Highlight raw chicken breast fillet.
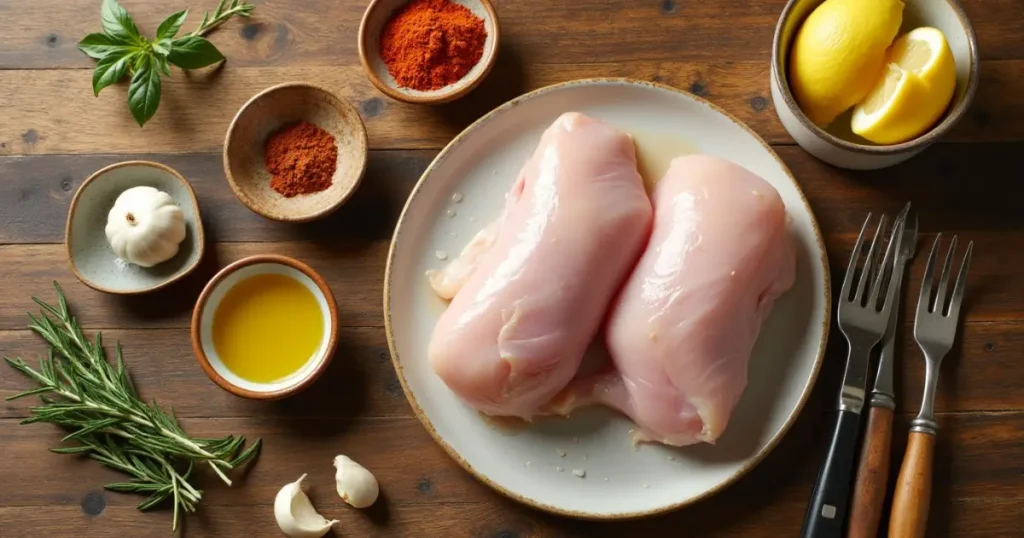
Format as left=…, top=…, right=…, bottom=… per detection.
left=427, top=112, right=653, bottom=419
left=550, top=154, right=796, bottom=446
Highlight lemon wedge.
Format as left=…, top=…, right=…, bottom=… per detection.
left=852, top=27, right=957, bottom=144
left=789, top=0, right=904, bottom=127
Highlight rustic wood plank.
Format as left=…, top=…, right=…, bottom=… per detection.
left=2, top=0, right=1022, bottom=70
left=0, top=151, right=431, bottom=244
left=6, top=144, right=1024, bottom=245
left=0, top=328, right=412, bottom=419
left=2, top=318, right=1021, bottom=419
left=0, top=60, right=1020, bottom=155
left=0, top=411, right=1020, bottom=534
left=1, top=499, right=1020, bottom=538
left=0, top=229, right=1020, bottom=330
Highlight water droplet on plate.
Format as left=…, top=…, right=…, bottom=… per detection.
left=435, top=250, right=448, bottom=261
left=452, top=192, right=463, bottom=203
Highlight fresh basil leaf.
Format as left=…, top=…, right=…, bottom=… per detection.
left=152, top=40, right=170, bottom=57
left=78, top=32, right=135, bottom=59
left=91, top=51, right=134, bottom=96
left=101, top=0, right=142, bottom=43
left=155, top=55, right=171, bottom=77
left=156, top=9, right=189, bottom=41
left=128, top=56, right=162, bottom=127
left=167, top=35, right=224, bottom=69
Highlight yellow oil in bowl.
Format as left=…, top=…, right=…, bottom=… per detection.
left=212, top=273, right=324, bottom=384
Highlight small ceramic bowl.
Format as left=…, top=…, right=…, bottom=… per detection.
left=770, top=0, right=979, bottom=170
left=191, top=255, right=339, bottom=400
left=223, top=82, right=369, bottom=222
left=358, top=0, right=500, bottom=105
left=65, top=161, right=204, bottom=295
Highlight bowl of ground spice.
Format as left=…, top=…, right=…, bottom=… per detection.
left=223, top=82, right=369, bottom=222
left=359, top=0, right=499, bottom=105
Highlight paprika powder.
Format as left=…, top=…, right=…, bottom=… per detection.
left=379, top=0, right=487, bottom=91
left=264, top=121, right=338, bottom=198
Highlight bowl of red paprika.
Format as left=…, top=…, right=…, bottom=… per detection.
left=359, top=0, right=500, bottom=105
left=223, top=82, right=369, bottom=222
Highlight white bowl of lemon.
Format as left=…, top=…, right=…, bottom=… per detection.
left=771, top=0, right=978, bottom=170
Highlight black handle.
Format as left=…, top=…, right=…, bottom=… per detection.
left=801, top=409, right=862, bottom=538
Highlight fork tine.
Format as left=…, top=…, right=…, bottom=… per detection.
left=947, top=241, right=974, bottom=319
left=871, top=214, right=905, bottom=314
left=933, top=235, right=959, bottom=314
left=917, top=234, right=942, bottom=317
left=855, top=214, right=888, bottom=305
left=842, top=213, right=872, bottom=303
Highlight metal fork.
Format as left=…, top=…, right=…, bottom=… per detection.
left=889, top=235, right=973, bottom=538
left=801, top=212, right=906, bottom=538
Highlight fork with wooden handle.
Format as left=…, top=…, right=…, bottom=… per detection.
left=847, top=204, right=917, bottom=538
left=889, top=234, right=973, bottom=538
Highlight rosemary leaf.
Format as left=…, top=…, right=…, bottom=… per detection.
left=4, top=282, right=261, bottom=530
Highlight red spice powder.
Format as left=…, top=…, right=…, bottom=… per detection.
left=264, top=121, right=338, bottom=198
left=379, top=0, right=487, bottom=91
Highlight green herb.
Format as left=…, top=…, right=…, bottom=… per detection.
left=4, top=282, right=261, bottom=531
left=79, top=0, right=254, bottom=126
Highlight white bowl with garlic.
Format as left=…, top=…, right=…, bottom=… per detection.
left=65, top=161, right=205, bottom=294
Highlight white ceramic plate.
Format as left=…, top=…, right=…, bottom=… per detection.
left=384, top=79, right=830, bottom=518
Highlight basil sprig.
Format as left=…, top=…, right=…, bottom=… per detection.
left=79, top=0, right=254, bottom=126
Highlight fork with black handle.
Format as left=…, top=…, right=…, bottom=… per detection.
left=889, top=235, right=973, bottom=538
left=800, top=212, right=906, bottom=538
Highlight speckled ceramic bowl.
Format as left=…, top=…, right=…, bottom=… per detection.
left=770, top=0, right=979, bottom=170
left=65, top=161, right=205, bottom=295
left=191, top=255, right=339, bottom=400
left=223, top=82, right=369, bottom=222
left=358, top=0, right=500, bottom=105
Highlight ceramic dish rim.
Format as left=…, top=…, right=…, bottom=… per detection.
left=64, top=160, right=206, bottom=296
left=382, top=77, right=832, bottom=519
left=222, top=81, right=370, bottom=223
left=357, top=0, right=501, bottom=105
left=771, top=0, right=980, bottom=156
left=190, top=254, right=340, bottom=400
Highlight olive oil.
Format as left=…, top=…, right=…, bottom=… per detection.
left=212, top=273, right=323, bottom=383
left=630, top=130, right=697, bottom=191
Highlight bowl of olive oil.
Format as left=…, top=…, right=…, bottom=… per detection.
left=191, top=255, right=338, bottom=399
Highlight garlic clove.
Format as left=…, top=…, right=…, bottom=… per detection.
left=334, top=455, right=379, bottom=508
left=274, top=473, right=338, bottom=538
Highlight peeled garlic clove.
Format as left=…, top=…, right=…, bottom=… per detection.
left=334, top=455, right=379, bottom=508
left=274, top=473, right=338, bottom=538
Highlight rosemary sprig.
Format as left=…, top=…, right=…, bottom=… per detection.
left=4, top=282, right=261, bottom=531
left=190, top=0, right=257, bottom=37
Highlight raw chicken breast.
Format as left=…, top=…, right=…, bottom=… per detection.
left=549, top=154, right=796, bottom=446
left=427, top=112, right=653, bottom=419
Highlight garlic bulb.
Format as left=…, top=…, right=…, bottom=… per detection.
left=274, top=474, right=338, bottom=538
left=104, top=186, right=186, bottom=267
left=334, top=455, right=379, bottom=508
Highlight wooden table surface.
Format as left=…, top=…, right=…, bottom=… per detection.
left=1, top=0, right=1022, bottom=536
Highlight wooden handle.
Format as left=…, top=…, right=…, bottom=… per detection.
left=888, top=431, right=936, bottom=538
left=848, top=405, right=894, bottom=538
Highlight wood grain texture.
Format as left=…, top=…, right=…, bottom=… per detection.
left=3, top=320, right=1024, bottom=418
left=0, top=60, right=1021, bottom=155
left=4, top=143, right=1024, bottom=245
left=848, top=405, right=895, bottom=538
left=890, top=432, right=937, bottom=538
left=0, top=411, right=1020, bottom=536
left=1, top=0, right=1022, bottom=69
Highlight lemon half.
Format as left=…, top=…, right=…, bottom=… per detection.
left=852, top=27, right=957, bottom=144
left=789, top=0, right=904, bottom=127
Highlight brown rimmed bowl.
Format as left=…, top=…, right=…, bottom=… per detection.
left=770, top=0, right=979, bottom=170
left=191, top=255, right=339, bottom=400
left=223, top=82, right=369, bottom=222
left=66, top=160, right=205, bottom=295
left=358, top=0, right=500, bottom=105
